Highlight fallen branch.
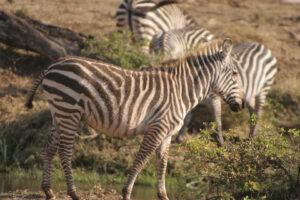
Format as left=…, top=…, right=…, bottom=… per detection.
left=278, top=121, right=300, bottom=130
left=0, top=10, right=90, bottom=60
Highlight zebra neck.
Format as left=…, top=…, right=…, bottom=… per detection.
left=174, top=57, right=214, bottom=112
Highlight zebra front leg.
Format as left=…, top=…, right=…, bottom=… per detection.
left=249, top=94, right=265, bottom=137
left=156, top=136, right=172, bottom=200
left=208, top=97, right=223, bottom=146
left=122, top=130, right=165, bottom=200
left=58, top=129, right=79, bottom=200
left=42, top=126, right=59, bottom=200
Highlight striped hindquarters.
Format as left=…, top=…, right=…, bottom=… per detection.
left=232, top=42, right=278, bottom=102
left=149, top=27, right=214, bottom=59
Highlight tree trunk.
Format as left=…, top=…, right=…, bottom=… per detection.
left=0, top=10, right=90, bottom=60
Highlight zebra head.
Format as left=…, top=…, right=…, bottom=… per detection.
left=212, top=38, right=244, bottom=112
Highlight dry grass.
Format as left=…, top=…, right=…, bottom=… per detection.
left=0, top=0, right=299, bottom=83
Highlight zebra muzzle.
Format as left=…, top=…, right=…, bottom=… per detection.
left=229, top=101, right=243, bottom=112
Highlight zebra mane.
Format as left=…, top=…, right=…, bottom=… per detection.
left=231, top=42, right=257, bottom=56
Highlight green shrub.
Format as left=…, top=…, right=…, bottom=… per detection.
left=181, top=125, right=300, bottom=199
left=81, top=31, right=151, bottom=69
left=0, top=110, right=51, bottom=170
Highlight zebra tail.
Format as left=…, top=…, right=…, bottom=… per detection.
left=25, top=70, right=47, bottom=109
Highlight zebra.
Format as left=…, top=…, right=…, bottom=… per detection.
left=149, top=27, right=212, bottom=60
left=25, top=39, right=243, bottom=200
left=150, top=29, right=278, bottom=145
left=115, top=0, right=213, bottom=52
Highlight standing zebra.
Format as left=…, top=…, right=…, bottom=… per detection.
left=25, top=39, right=243, bottom=200
left=150, top=29, right=278, bottom=145
left=115, top=0, right=213, bottom=52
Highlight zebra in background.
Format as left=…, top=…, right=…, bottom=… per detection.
left=25, top=39, right=243, bottom=200
left=149, top=27, right=212, bottom=60
left=115, top=0, right=213, bottom=52
left=150, top=29, right=278, bottom=145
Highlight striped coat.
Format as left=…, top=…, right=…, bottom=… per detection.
left=175, top=41, right=278, bottom=145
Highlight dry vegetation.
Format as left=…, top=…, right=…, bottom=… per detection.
left=0, top=0, right=299, bottom=199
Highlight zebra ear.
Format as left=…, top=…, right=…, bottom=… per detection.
left=222, top=38, right=233, bottom=58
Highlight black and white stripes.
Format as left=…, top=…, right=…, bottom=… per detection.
left=176, top=41, right=278, bottom=145
left=150, top=27, right=214, bottom=60
left=119, top=1, right=278, bottom=146
left=26, top=39, right=243, bottom=200
left=115, top=0, right=212, bottom=51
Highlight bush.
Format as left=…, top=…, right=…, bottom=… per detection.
left=181, top=125, right=300, bottom=199
left=0, top=110, right=51, bottom=170
left=81, top=31, right=151, bottom=69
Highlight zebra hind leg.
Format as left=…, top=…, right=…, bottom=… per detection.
left=122, top=128, right=165, bottom=200
left=41, top=126, right=59, bottom=200
left=156, top=136, right=172, bottom=200
left=56, top=116, right=81, bottom=200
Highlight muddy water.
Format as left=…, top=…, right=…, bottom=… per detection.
left=0, top=174, right=186, bottom=200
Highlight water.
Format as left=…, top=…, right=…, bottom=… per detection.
left=0, top=174, right=189, bottom=200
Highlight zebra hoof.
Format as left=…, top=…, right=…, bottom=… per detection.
left=212, top=133, right=224, bottom=146
left=217, top=139, right=224, bottom=147
left=68, top=191, right=80, bottom=200
left=121, top=187, right=131, bottom=200
left=175, top=135, right=185, bottom=144
left=157, top=192, right=169, bottom=200
left=43, top=188, right=56, bottom=200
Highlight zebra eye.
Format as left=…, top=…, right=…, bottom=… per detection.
left=232, top=71, right=238, bottom=81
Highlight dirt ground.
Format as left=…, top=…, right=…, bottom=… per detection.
left=0, top=0, right=299, bottom=199
left=0, top=187, right=120, bottom=200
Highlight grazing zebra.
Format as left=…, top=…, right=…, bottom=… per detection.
left=25, top=39, right=243, bottom=200
left=149, top=27, right=212, bottom=60
left=167, top=40, right=277, bottom=145
left=115, top=0, right=213, bottom=51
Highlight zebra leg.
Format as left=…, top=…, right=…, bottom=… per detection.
left=208, top=97, right=223, bottom=146
left=42, top=126, right=59, bottom=200
left=175, top=112, right=192, bottom=143
left=122, top=129, right=165, bottom=200
left=56, top=118, right=81, bottom=200
left=249, top=94, right=265, bottom=137
left=156, top=136, right=172, bottom=200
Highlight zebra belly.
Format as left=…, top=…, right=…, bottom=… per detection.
left=85, top=109, right=147, bottom=138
